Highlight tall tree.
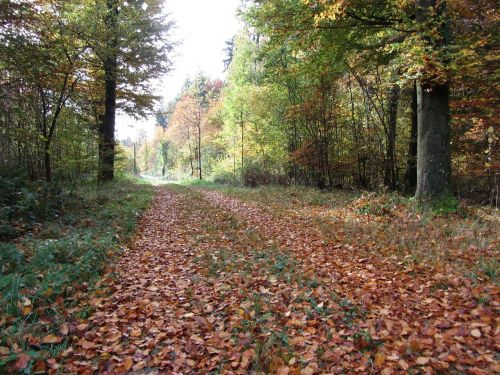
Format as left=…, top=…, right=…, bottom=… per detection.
left=78, top=0, right=174, bottom=182
left=99, top=0, right=119, bottom=181
left=414, top=0, right=452, bottom=200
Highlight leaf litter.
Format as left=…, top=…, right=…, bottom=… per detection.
left=59, top=185, right=498, bottom=374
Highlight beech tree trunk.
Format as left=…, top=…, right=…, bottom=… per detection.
left=98, top=0, right=118, bottom=182
left=415, top=0, right=452, bottom=200
left=384, top=84, right=399, bottom=190
left=405, top=81, right=418, bottom=193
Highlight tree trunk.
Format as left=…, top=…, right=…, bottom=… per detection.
left=240, top=109, right=244, bottom=185
left=44, top=141, right=51, bottom=182
left=133, top=142, right=137, bottom=175
left=98, top=0, right=118, bottom=182
left=187, top=126, right=194, bottom=177
left=405, top=81, right=418, bottom=193
left=384, top=84, right=399, bottom=190
left=161, top=142, right=168, bottom=178
left=415, top=0, right=452, bottom=200
left=197, top=124, right=202, bottom=180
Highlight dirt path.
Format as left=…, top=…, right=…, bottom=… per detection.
left=66, top=186, right=498, bottom=374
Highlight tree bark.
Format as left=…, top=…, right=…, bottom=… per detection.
left=187, top=125, right=194, bottom=177
left=405, top=81, right=418, bottom=193
left=98, top=0, right=119, bottom=182
left=384, top=84, right=400, bottom=190
left=44, top=140, right=51, bottom=182
left=133, top=142, right=138, bottom=175
left=415, top=0, right=452, bottom=200
left=197, top=123, right=202, bottom=180
left=240, top=108, right=244, bottom=185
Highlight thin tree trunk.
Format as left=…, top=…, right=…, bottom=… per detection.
left=197, top=124, right=202, bottom=180
left=384, top=84, right=400, bottom=190
left=133, top=142, right=138, bottom=175
left=44, top=141, right=51, bottom=182
left=240, top=108, right=244, bottom=185
left=187, top=125, right=194, bottom=177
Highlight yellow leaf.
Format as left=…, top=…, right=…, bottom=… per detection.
left=375, top=353, right=385, bottom=367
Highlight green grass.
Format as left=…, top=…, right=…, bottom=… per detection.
left=0, top=176, right=153, bottom=370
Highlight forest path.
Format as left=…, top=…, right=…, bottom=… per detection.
left=66, top=185, right=498, bottom=374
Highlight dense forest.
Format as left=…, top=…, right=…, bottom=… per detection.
left=1, top=0, right=172, bottom=183
left=0, top=1, right=499, bottom=373
left=128, top=0, right=498, bottom=204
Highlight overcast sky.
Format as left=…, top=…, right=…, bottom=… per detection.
left=116, top=0, right=241, bottom=141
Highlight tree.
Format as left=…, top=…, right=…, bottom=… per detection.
left=0, top=0, right=88, bottom=181
left=77, top=0, right=174, bottom=182
left=414, top=0, right=452, bottom=200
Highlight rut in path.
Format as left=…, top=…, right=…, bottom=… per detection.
left=66, top=186, right=498, bottom=374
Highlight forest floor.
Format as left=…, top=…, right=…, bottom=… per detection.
left=58, top=184, right=498, bottom=374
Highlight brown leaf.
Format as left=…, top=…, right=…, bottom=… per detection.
left=123, top=356, right=133, bottom=371
left=14, top=353, right=30, bottom=370
left=416, top=356, right=430, bottom=365
left=42, top=334, right=62, bottom=344
left=277, top=366, right=290, bottom=375
left=60, top=324, right=69, bottom=336
left=398, top=359, right=409, bottom=370
left=76, top=323, right=89, bottom=331
left=78, top=338, right=96, bottom=349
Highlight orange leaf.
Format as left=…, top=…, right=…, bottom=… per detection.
left=42, top=334, right=62, bottom=344
left=375, top=353, right=385, bottom=368
left=123, top=357, right=133, bottom=371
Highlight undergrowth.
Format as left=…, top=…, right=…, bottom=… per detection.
left=196, top=183, right=498, bottom=282
left=0, top=176, right=153, bottom=370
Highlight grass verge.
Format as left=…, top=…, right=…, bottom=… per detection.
left=0, top=176, right=153, bottom=371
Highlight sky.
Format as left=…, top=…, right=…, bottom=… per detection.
left=116, top=0, right=242, bottom=141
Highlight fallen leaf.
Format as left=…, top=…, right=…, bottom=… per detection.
left=277, top=366, right=290, bottom=375
left=76, top=323, right=88, bottom=331
left=42, top=334, right=62, bottom=344
left=471, top=329, right=482, bottom=338
left=375, top=353, right=385, bottom=367
left=14, top=353, right=30, bottom=370
left=123, top=356, right=133, bottom=371
left=60, top=324, right=69, bottom=335
left=398, top=359, right=409, bottom=370
left=78, top=338, right=96, bottom=349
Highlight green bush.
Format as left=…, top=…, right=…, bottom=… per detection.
left=0, top=177, right=65, bottom=240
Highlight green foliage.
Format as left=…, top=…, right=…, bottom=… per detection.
left=0, top=177, right=66, bottom=240
left=0, top=178, right=153, bottom=361
left=430, top=194, right=461, bottom=215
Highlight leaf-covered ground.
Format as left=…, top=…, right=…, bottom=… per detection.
left=61, top=185, right=498, bottom=374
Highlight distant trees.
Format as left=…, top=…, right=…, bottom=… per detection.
left=0, top=0, right=173, bottom=182
left=134, top=76, right=223, bottom=180
left=135, top=0, right=496, bottom=205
